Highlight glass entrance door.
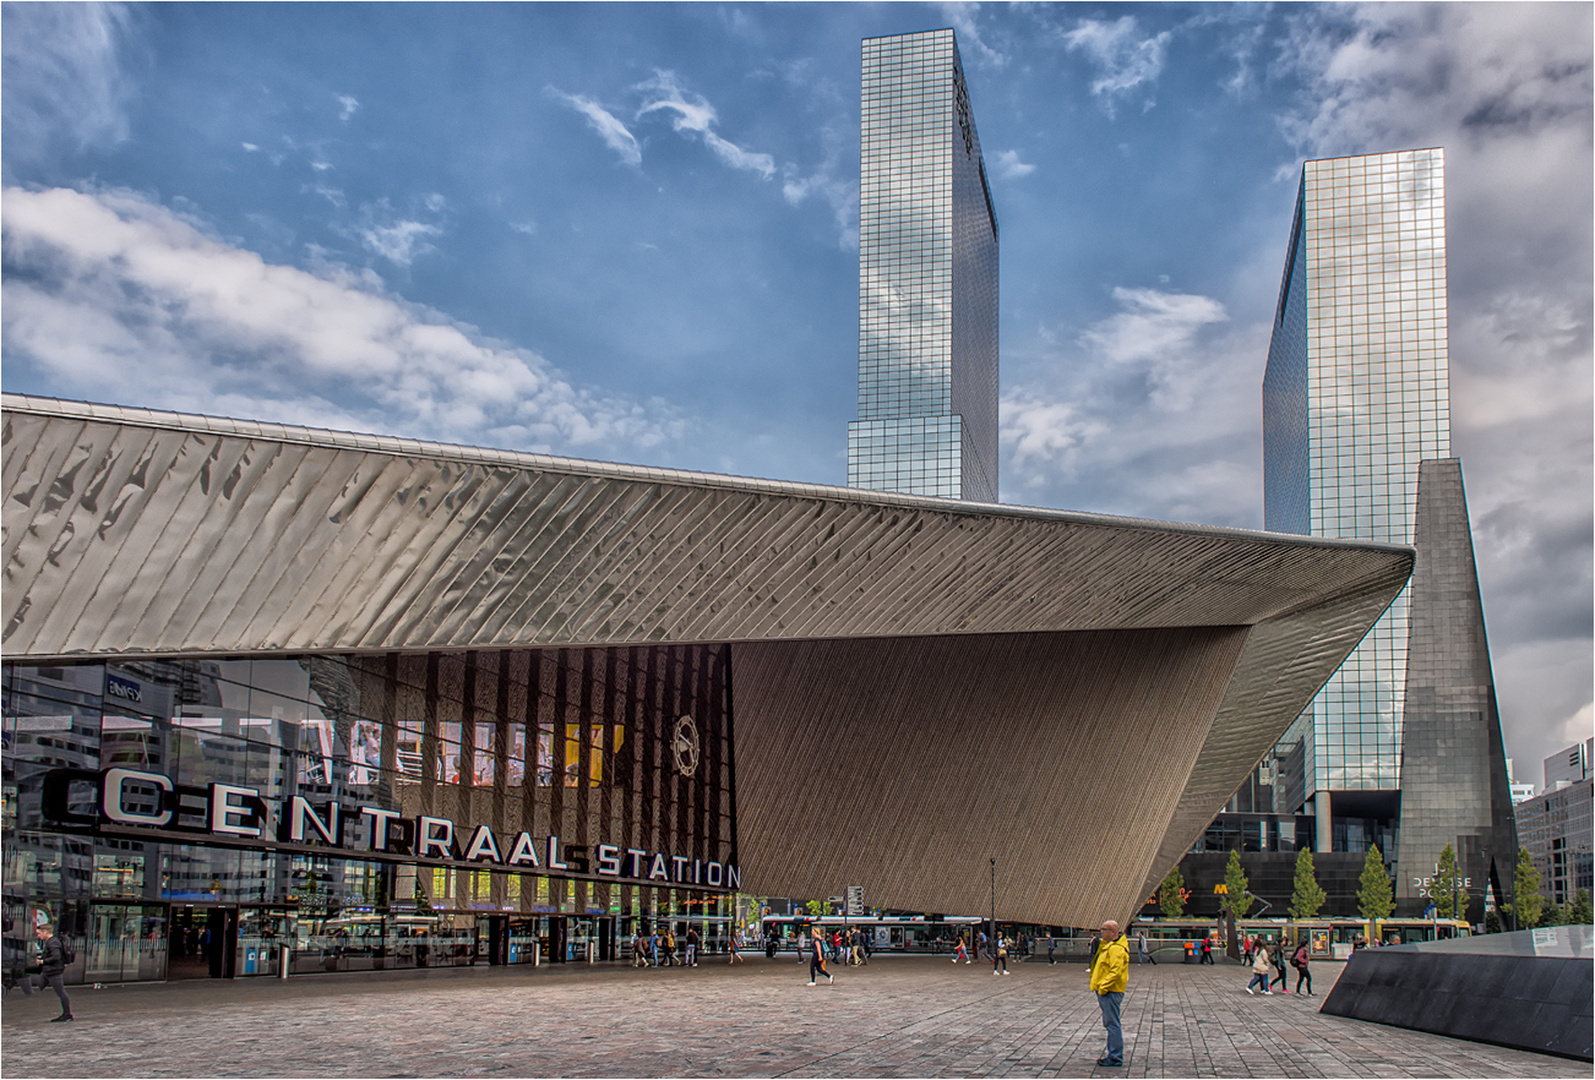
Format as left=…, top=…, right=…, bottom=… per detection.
left=167, top=906, right=234, bottom=979
left=87, top=904, right=168, bottom=983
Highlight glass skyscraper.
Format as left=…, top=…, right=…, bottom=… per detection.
left=1263, top=149, right=1450, bottom=835
left=847, top=29, right=999, bottom=502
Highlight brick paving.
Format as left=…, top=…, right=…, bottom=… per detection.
left=1, top=954, right=1580, bottom=1078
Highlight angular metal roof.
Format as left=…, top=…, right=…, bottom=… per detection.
left=1, top=394, right=1413, bottom=923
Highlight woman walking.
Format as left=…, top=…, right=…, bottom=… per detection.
left=1245, top=943, right=1272, bottom=995
left=807, top=926, right=833, bottom=986
left=727, top=930, right=745, bottom=964
left=1291, top=939, right=1313, bottom=995
left=1269, top=940, right=1290, bottom=993
left=992, top=934, right=1010, bottom=975
left=953, top=932, right=970, bottom=964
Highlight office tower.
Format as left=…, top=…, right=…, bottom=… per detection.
left=1544, top=738, right=1593, bottom=791
left=848, top=28, right=999, bottom=502
left=1264, top=149, right=1449, bottom=824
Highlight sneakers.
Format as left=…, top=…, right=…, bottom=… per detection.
left=1261, top=989, right=1272, bottom=995
left=1096, top=1057, right=1123, bottom=1067
left=50, top=1015, right=72, bottom=1022
left=826, top=973, right=834, bottom=984
left=1245, top=986, right=1255, bottom=995
left=807, top=980, right=816, bottom=986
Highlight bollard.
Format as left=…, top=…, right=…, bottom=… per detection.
left=278, top=944, right=290, bottom=979
left=532, top=941, right=540, bottom=967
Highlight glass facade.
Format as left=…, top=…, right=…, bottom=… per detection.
left=1263, top=148, right=1450, bottom=803
left=2, top=646, right=736, bottom=982
left=848, top=29, right=999, bottom=503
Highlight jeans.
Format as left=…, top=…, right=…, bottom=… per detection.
left=1097, top=991, right=1124, bottom=1062
left=1295, top=968, right=1312, bottom=994
left=22, top=972, right=71, bottom=1015
left=685, top=944, right=696, bottom=966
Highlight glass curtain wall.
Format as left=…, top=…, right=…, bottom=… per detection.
left=2, top=645, right=735, bottom=982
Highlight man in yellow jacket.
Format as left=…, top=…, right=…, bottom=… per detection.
left=1088, top=919, right=1130, bottom=1067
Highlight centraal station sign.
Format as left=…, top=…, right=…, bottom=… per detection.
left=42, top=767, right=740, bottom=891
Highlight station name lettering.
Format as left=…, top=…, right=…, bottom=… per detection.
left=62, top=767, right=740, bottom=890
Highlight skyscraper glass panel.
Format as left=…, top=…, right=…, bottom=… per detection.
left=848, top=29, right=999, bottom=503
left=1263, top=148, right=1450, bottom=799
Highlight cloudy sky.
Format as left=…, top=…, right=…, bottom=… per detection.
left=3, top=2, right=1590, bottom=781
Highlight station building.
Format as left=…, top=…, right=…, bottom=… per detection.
left=3, top=394, right=1412, bottom=983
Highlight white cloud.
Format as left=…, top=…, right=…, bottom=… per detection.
left=636, top=71, right=775, bottom=180
left=336, top=94, right=360, bottom=121
left=993, top=149, right=1035, bottom=180
left=941, top=2, right=1007, bottom=68
left=360, top=218, right=440, bottom=266
left=1061, top=16, right=1171, bottom=115
left=1000, top=288, right=1261, bottom=526
left=546, top=87, right=642, bottom=167
left=241, top=141, right=259, bottom=153
left=1, top=2, right=138, bottom=163
left=1, top=186, right=685, bottom=455
left=781, top=170, right=859, bottom=250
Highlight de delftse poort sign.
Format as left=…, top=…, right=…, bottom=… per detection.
left=41, top=766, right=741, bottom=892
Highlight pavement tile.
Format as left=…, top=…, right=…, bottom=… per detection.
left=0, top=955, right=1582, bottom=1078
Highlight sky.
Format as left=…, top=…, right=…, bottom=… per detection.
left=2, top=2, right=1590, bottom=784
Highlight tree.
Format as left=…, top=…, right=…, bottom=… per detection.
left=1567, top=889, right=1593, bottom=926
left=1158, top=867, right=1186, bottom=917
left=1506, top=849, right=1542, bottom=929
left=1222, top=849, right=1254, bottom=918
left=1288, top=847, right=1327, bottom=919
left=1357, top=844, right=1395, bottom=920
left=1431, top=844, right=1461, bottom=919
left=804, top=899, right=825, bottom=919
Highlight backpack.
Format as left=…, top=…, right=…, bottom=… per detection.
left=57, top=936, right=75, bottom=965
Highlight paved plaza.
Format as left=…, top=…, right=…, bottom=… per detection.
left=1, top=954, right=1581, bottom=1078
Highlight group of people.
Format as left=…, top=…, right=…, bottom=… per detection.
left=628, top=925, right=704, bottom=968
left=1242, top=935, right=1313, bottom=996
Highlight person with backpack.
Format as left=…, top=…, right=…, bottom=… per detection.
left=1291, top=940, right=1313, bottom=996
left=27, top=924, right=72, bottom=1021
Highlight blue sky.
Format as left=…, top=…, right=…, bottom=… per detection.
left=3, top=2, right=1591, bottom=776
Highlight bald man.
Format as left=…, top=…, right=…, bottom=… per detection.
left=1088, top=919, right=1130, bottom=1067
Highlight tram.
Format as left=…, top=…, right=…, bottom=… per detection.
left=760, top=914, right=985, bottom=954
left=1133, top=916, right=1472, bottom=960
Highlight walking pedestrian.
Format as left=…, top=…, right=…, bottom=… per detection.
left=1291, top=940, right=1313, bottom=996
left=992, top=934, right=1009, bottom=974
left=1046, top=935, right=1057, bottom=965
left=728, top=930, right=744, bottom=964
left=1089, top=919, right=1129, bottom=1067
left=1199, top=936, right=1212, bottom=964
left=1270, top=940, right=1290, bottom=993
left=806, top=926, right=833, bottom=986
left=1245, top=943, right=1272, bottom=995
left=685, top=926, right=699, bottom=967
left=977, top=929, right=988, bottom=961
left=1136, top=931, right=1151, bottom=965
left=953, top=932, right=970, bottom=964
left=26, top=924, right=72, bottom=1021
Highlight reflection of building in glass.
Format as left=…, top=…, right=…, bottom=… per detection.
left=848, top=28, right=998, bottom=502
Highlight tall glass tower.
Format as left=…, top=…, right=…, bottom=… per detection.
left=847, top=29, right=999, bottom=503
left=1263, top=148, right=1450, bottom=844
